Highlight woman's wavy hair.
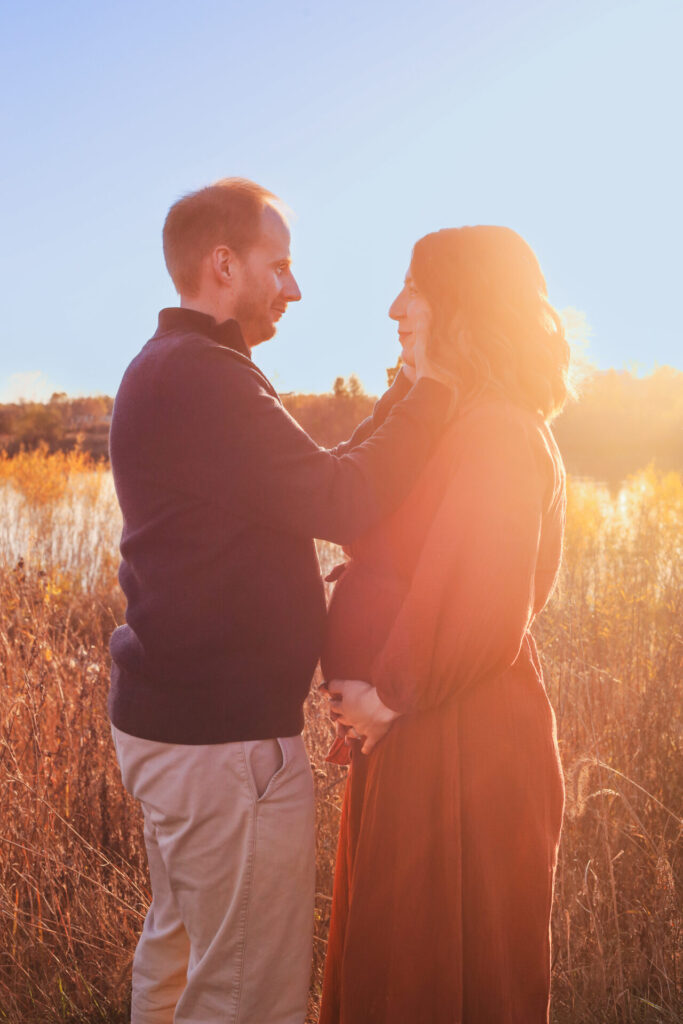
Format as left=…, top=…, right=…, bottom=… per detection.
left=410, top=226, right=572, bottom=420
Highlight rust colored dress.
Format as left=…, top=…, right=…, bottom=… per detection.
left=319, top=394, right=566, bottom=1024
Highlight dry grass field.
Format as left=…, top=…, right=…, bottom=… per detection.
left=0, top=446, right=681, bottom=1023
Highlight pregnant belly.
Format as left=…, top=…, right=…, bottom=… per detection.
left=321, top=561, right=408, bottom=682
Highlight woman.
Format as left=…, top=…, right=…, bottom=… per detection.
left=319, top=226, right=570, bottom=1024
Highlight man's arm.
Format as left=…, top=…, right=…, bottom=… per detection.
left=329, top=369, right=412, bottom=456
left=160, top=344, right=451, bottom=546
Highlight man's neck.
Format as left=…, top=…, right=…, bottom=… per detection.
left=180, top=295, right=227, bottom=322
left=179, top=295, right=254, bottom=351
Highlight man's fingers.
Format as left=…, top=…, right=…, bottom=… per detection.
left=328, top=696, right=343, bottom=715
left=345, top=726, right=363, bottom=747
left=320, top=681, right=344, bottom=699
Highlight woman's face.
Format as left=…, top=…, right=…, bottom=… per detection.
left=388, top=269, right=432, bottom=371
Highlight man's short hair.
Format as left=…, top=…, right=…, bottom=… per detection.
left=162, top=178, right=280, bottom=297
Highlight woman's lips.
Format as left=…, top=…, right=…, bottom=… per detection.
left=399, top=330, right=415, bottom=365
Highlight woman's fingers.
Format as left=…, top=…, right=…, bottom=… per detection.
left=320, top=681, right=344, bottom=721
left=361, top=730, right=380, bottom=754
left=321, top=679, right=395, bottom=751
left=360, top=717, right=394, bottom=755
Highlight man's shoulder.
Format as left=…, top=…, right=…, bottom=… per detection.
left=124, top=329, right=244, bottom=375
left=118, top=328, right=276, bottom=400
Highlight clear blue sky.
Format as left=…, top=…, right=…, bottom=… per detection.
left=1, top=0, right=680, bottom=400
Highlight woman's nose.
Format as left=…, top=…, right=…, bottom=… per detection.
left=388, top=294, right=403, bottom=320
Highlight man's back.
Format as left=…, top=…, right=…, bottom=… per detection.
left=109, top=309, right=326, bottom=744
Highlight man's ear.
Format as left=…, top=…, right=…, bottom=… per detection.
left=210, top=245, right=236, bottom=287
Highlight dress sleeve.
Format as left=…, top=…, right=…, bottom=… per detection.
left=371, top=405, right=547, bottom=713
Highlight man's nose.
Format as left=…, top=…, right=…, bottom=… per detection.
left=284, top=273, right=302, bottom=302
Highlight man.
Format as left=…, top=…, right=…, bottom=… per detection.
left=109, top=177, right=451, bottom=1024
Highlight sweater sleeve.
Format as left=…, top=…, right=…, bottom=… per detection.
left=371, top=405, right=547, bottom=713
left=330, top=370, right=413, bottom=456
left=160, top=344, right=451, bottom=546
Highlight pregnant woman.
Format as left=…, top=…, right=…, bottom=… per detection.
left=320, top=226, right=570, bottom=1024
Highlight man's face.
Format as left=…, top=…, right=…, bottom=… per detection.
left=231, top=206, right=301, bottom=348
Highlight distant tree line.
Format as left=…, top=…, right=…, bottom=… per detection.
left=0, top=393, right=113, bottom=457
left=0, top=367, right=681, bottom=486
left=552, top=365, right=683, bottom=485
left=285, top=367, right=683, bottom=487
left=281, top=375, right=375, bottom=447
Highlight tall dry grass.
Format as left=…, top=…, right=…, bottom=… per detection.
left=0, top=449, right=681, bottom=1023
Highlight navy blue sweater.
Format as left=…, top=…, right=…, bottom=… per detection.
left=108, top=307, right=451, bottom=743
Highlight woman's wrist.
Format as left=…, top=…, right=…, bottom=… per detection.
left=367, top=687, right=401, bottom=726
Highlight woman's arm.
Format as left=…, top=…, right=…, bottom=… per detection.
left=370, top=403, right=547, bottom=714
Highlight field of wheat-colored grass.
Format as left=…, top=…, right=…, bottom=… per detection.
left=0, top=446, right=681, bottom=1023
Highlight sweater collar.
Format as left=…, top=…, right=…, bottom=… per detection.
left=156, top=307, right=251, bottom=359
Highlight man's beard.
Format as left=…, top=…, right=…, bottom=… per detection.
left=233, top=290, right=276, bottom=348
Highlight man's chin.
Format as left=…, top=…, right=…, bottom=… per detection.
left=248, top=322, right=278, bottom=348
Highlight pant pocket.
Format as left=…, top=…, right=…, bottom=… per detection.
left=243, top=738, right=286, bottom=801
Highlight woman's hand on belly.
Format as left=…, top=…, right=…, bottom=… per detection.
left=322, top=679, right=401, bottom=755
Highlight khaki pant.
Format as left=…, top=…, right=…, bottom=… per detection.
left=112, top=727, right=316, bottom=1024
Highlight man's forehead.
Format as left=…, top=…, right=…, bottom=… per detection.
left=258, top=204, right=291, bottom=249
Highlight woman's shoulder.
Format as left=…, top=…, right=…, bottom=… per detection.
left=453, top=391, right=557, bottom=447
left=448, top=391, right=534, bottom=446
left=448, top=391, right=565, bottom=505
